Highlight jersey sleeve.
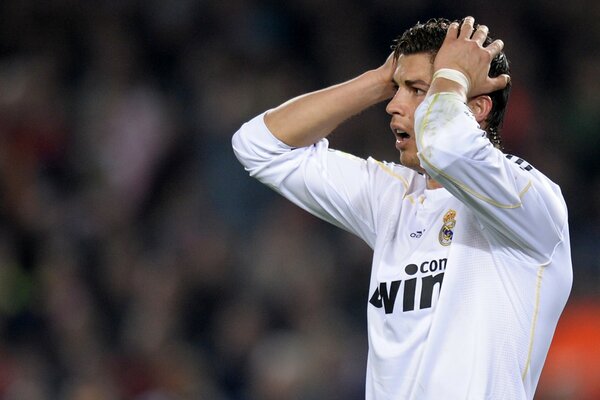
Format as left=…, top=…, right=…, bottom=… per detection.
left=232, top=112, right=391, bottom=248
left=414, top=92, right=567, bottom=264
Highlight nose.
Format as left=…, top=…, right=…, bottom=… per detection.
left=385, top=89, right=406, bottom=116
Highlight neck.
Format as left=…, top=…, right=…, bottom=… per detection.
left=425, top=175, right=443, bottom=190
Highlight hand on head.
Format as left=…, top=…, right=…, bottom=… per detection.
left=375, top=52, right=399, bottom=99
left=433, top=17, right=510, bottom=98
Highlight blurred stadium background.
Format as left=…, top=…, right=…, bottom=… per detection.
left=0, top=0, right=598, bottom=399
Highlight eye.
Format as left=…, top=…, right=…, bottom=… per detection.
left=412, top=87, right=426, bottom=95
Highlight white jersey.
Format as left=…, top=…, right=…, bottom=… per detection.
left=232, top=92, right=572, bottom=400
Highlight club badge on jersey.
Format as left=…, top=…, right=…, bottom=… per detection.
left=439, top=209, right=457, bottom=246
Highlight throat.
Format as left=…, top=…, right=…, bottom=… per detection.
left=425, top=176, right=443, bottom=190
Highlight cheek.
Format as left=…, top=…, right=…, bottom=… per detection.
left=413, top=98, right=426, bottom=112
left=407, top=114, right=416, bottom=132
left=408, top=98, right=426, bottom=128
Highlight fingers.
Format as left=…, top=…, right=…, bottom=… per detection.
left=471, top=25, right=489, bottom=45
left=458, top=17, right=504, bottom=59
left=486, top=39, right=505, bottom=57
left=452, top=18, right=493, bottom=47
left=458, top=16, right=475, bottom=39
left=489, top=74, right=511, bottom=92
left=446, top=21, right=460, bottom=39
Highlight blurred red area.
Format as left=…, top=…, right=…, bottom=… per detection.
left=537, top=298, right=600, bottom=400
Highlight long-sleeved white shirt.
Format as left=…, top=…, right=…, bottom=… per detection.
left=232, top=92, right=572, bottom=399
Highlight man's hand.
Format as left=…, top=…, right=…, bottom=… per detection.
left=373, top=52, right=399, bottom=100
left=432, top=17, right=510, bottom=98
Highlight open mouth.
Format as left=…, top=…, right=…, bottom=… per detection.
left=392, top=127, right=411, bottom=152
left=394, top=129, right=410, bottom=141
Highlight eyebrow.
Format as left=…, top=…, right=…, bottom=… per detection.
left=393, top=77, right=430, bottom=87
left=404, top=79, right=430, bottom=87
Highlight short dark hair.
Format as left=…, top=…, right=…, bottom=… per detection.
left=392, top=18, right=511, bottom=149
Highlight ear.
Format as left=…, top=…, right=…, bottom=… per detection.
left=467, top=95, right=492, bottom=126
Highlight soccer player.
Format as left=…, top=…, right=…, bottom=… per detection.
left=232, top=17, right=572, bottom=399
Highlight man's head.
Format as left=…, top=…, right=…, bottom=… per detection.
left=392, top=18, right=511, bottom=149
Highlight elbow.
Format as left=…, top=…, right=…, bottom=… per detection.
left=231, top=122, right=294, bottom=183
left=231, top=129, right=250, bottom=169
left=231, top=125, right=269, bottom=178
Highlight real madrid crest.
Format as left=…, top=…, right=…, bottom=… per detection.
left=439, top=209, right=456, bottom=246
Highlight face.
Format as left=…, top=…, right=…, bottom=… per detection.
left=386, top=53, right=434, bottom=172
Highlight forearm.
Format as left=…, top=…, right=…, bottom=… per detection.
left=264, top=69, right=395, bottom=147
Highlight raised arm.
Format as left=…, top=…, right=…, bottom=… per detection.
left=232, top=55, right=411, bottom=246
left=264, top=54, right=398, bottom=147
left=415, top=17, right=566, bottom=263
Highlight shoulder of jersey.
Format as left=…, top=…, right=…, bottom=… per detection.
left=505, top=154, right=535, bottom=172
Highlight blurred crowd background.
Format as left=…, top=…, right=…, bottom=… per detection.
left=0, top=0, right=598, bottom=399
